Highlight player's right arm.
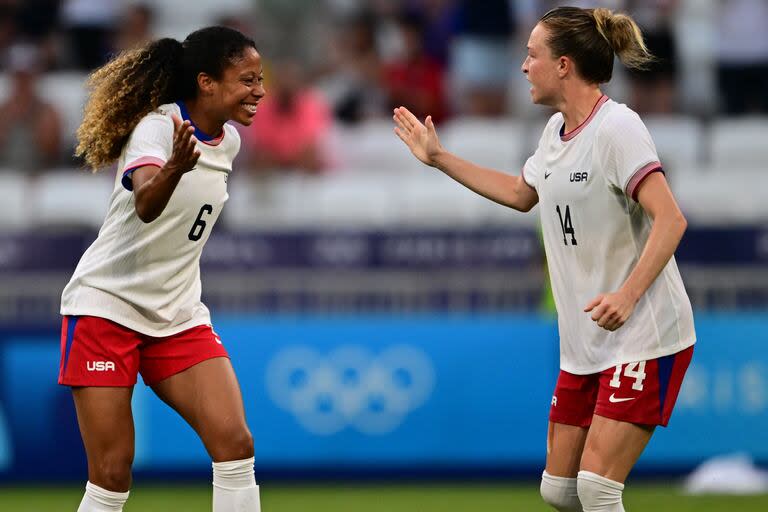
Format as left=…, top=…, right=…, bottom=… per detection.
left=132, top=115, right=200, bottom=223
left=393, top=106, right=538, bottom=212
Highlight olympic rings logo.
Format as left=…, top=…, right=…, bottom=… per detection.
left=266, top=345, right=435, bottom=435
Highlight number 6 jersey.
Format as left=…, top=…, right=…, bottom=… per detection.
left=523, top=96, right=695, bottom=375
left=61, top=102, right=240, bottom=336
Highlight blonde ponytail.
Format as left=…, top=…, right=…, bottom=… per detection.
left=592, top=8, right=655, bottom=71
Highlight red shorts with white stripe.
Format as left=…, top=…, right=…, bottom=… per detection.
left=549, top=345, right=694, bottom=427
left=58, top=315, right=229, bottom=387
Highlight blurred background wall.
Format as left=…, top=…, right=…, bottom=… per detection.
left=0, top=0, right=766, bottom=483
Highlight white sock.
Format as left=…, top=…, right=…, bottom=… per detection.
left=541, top=470, right=582, bottom=511
left=212, top=457, right=261, bottom=512
left=577, top=471, right=625, bottom=512
left=77, top=481, right=130, bottom=512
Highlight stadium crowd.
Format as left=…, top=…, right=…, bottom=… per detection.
left=0, top=0, right=766, bottom=176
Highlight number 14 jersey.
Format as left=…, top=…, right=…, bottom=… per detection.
left=523, top=96, right=695, bottom=375
left=61, top=103, right=240, bottom=336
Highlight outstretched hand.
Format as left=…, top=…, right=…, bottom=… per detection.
left=168, top=114, right=201, bottom=174
left=392, top=107, right=443, bottom=167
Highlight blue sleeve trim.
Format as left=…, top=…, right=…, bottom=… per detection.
left=122, top=168, right=137, bottom=191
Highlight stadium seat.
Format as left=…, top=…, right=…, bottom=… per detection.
left=225, top=173, right=310, bottom=229
left=440, top=118, right=524, bottom=172
left=674, top=165, right=768, bottom=224
left=226, top=172, right=399, bottom=229
left=710, top=118, right=768, bottom=168
left=310, top=172, right=399, bottom=227
left=0, top=74, right=8, bottom=100
left=518, top=118, right=550, bottom=160
left=0, top=171, right=32, bottom=230
left=152, top=0, right=254, bottom=39
left=400, top=170, right=539, bottom=228
left=396, top=171, right=496, bottom=227
left=30, top=170, right=113, bottom=229
left=644, top=115, right=703, bottom=172
left=673, top=0, right=719, bottom=113
left=334, top=120, right=422, bottom=174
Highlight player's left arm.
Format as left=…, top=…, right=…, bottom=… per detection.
left=585, top=172, right=687, bottom=331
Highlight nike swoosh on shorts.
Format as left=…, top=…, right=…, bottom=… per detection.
left=608, top=393, right=635, bottom=403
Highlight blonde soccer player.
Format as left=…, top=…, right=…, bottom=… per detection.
left=58, top=26, right=265, bottom=512
left=393, top=7, right=695, bottom=511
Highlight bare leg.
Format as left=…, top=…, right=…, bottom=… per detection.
left=541, top=421, right=588, bottom=511
left=149, top=357, right=253, bottom=461
left=546, top=421, right=589, bottom=477
left=575, top=414, right=654, bottom=511
left=72, top=387, right=135, bottom=492
left=150, top=357, right=259, bottom=511
left=580, top=414, right=653, bottom=483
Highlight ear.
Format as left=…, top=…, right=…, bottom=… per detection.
left=557, top=56, right=571, bottom=78
left=196, top=72, right=215, bottom=96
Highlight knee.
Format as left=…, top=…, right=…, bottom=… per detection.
left=90, top=451, right=134, bottom=492
left=540, top=471, right=582, bottom=511
left=576, top=471, right=624, bottom=512
left=208, top=425, right=254, bottom=462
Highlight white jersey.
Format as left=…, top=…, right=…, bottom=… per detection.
left=61, top=102, right=240, bottom=336
left=523, top=96, right=695, bottom=375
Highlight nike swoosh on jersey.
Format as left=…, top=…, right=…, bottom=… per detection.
left=608, top=393, right=635, bottom=403
left=544, top=171, right=552, bottom=179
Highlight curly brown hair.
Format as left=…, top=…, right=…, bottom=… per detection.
left=76, top=38, right=182, bottom=170
left=76, top=26, right=257, bottom=171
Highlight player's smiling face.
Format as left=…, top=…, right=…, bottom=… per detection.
left=521, top=23, right=560, bottom=106
left=213, top=47, right=265, bottom=126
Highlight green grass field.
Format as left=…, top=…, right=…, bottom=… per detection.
left=1, top=483, right=767, bottom=511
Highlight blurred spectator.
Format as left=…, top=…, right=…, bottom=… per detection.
left=366, top=0, right=403, bottom=63
left=625, top=0, right=679, bottom=114
left=60, top=0, right=120, bottom=70
left=113, top=3, right=153, bottom=53
left=242, top=59, right=332, bottom=173
left=409, top=0, right=461, bottom=67
left=14, top=0, right=59, bottom=39
left=716, top=0, right=768, bottom=115
left=450, top=0, right=515, bottom=117
left=216, top=13, right=256, bottom=40
left=319, top=11, right=387, bottom=124
left=0, top=44, right=62, bottom=171
left=0, top=4, right=17, bottom=61
left=14, top=0, right=60, bottom=69
left=383, top=10, right=447, bottom=123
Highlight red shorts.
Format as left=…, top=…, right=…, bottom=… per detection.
left=58, top=315, right=229, bottom=387
left=549, top=345, right=694, bottom=427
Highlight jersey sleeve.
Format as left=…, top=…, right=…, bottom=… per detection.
left=523, top=114, right=561, bottom=190
left=597, top=109, right=662, bottom=201
left=120, top=113, right=174, bottom=191
left=226, top=124, right=242, bottom=162
left=522, top=145, right=543, bottom=190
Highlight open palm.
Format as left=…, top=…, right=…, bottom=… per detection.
left=393, top=107, right=443, bottom=167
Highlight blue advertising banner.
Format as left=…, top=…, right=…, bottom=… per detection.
left=0, top=313, right=766, bottom=480
left=132, top=315, right=557, bottom=471
left=0, top=227, right=766, bottom=274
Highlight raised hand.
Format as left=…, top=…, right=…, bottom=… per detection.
left=392, top=107, right=444, bottom=167
left=167, top=114, right=201, bottom=174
